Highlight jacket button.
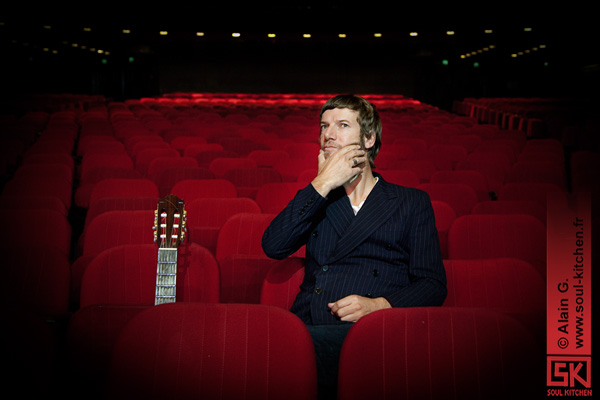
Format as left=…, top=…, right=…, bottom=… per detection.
left=322, top=265, right=329, bottom=271
left=312, top=230, right=319, bottom=238
left=373, top=269, right=379, bottom=277
left=314, top=288, right=323, bottom=294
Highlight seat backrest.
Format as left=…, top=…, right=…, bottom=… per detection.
left=0, top=209, right=72, bottom=257
left=215, top=213, right=276, bottom=263
left=338, top=307, right=542, bottom=400
left=260, top=257, right=305, bottom=310
left=255, top=182, right=306, bottom=214
left=88, top=178, right=159, bottom=210
left=171, top=179, right=237, bottom=202
left=80, top=243, right=220, bottom=307
left=82, top=210, right=155, bottom=257
left=417, top=183, right=479, bottom=216
left=66, top=304, right=147, bottom=397
left=447, top=214, right=546, bottom=276
left=443, top=258, right=545, bottom=311
left=106, top=303, right=317, bottom=400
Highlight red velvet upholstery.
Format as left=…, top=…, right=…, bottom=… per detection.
left=260, top=257, right=305, bottom=310
left=255, top=181, right=306, bottom=214
left=338, top=307, right=542, bottom=400
left=66, top=304, right=147, bottom=397
left=0, top=209, right=72, bottom=257
left=80, top=243, right=220, bottom=307
left=430, top=200, right=456, bottom=259
left=171, top=179, right=237, bottom=202
left=88, top=178, right=158, bottom=209
left=471, top=200, right=546, bottom=224
left=447, top=214, right=546, bottom=276
left=417, top=183, right=479, bottom=216
left=106, top=303, right=317, bottom=400
left=186, top=197, right=261, bottom=254
left=215, top=213, right=277, bottom=263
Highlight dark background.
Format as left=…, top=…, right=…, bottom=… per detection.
left=1, top=3, right=598, bottom=111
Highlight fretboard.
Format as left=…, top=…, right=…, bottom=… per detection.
left=155, top=247, right=177, bottom=305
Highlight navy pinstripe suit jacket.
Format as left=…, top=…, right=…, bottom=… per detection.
left=262, top=173, right=447, bottom=325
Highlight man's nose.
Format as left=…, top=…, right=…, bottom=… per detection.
left=322, top=126, right=335, bottom=141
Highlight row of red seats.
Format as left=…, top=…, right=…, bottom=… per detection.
left=6, top=302, right=541, bottom=399
left=0, top=93, right=583, bottom=400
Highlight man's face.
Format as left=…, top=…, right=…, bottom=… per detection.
left=319, top=107, right=362, bottom=160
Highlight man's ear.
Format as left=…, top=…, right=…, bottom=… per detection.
left=364, top=131, right=376, bottom=150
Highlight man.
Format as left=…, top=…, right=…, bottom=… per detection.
left=262, top=94, right=447, bottom=398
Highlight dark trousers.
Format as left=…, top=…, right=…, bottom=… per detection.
left=306, top=324, right=353, bottom=400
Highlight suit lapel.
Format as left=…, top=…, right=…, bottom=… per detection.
left=324, top=177, right=399, bottom=264
left=325, top=188, right=354, bottom=238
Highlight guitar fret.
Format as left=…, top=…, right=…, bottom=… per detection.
left=154, top=195, right=186, bottom=306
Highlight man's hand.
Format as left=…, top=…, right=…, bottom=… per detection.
left=311, top=144, right=367, bottom=197
left=328, top=295, right=391, bottom=323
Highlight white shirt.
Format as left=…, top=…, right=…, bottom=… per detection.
left=349, top=177, right=379, bottom=215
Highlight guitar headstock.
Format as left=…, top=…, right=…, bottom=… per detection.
left=153, top=194, right=186, bottom=248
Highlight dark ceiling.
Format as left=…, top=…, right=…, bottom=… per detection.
left=1, top=3, right=597, bottom=104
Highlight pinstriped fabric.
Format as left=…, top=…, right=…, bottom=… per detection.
left=262, top=173, right=447, bottom=325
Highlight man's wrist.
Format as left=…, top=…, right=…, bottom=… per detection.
left=311, top=176, right=332, bottom=198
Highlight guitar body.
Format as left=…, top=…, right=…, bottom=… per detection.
left=153, top=194, right=186, bottom=305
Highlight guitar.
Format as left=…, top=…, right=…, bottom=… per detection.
left=153, top=194, right=187, bottom=305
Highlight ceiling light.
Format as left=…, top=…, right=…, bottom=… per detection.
left=338, top=33, right=347, bottom=38
left=232, top=32, right=241, bottom=37
left=196, top=32, right=205, bottom=37
left=268, top=33, right=276, bottom=38
left=303, top=34, right=311, bottom=38
left=374, top=33, right=382, bottom=38
left=159, top=31, right=168, bottom=36
left=446, top=31, right=455, bottom=36
left=409, top=32, right=418, bottom=37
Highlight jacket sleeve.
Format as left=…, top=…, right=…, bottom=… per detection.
left=385, top=190, right=447, bottom=307
left=262, top=183, right=329, bottom=260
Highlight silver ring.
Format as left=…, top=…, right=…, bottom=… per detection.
left=353, top=158, right=358, bottom=166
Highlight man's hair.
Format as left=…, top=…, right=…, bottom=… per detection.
left=320, top=94, right=382, bottom=168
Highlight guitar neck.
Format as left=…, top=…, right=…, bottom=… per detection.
left=153, top=194, right=186, bottom=306
left=155, top=247, right=178, bottom=305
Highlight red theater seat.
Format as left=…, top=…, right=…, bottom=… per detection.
left=338, top=307, right=541, bottom=400
left=87, top=178, right=159, bottom=210
left=471, top=200, right=546, bottom=224
left=209, top=157, right=257, bottom=178
left=260, top=257, right=305, bottom=310
left=417, top=183, right=479, bottom=217
left=0, top=209, right=72, bottom=257
left=80, top=243, right=220, bottom=307
left=106, top=303, right=317, bottom=400
left=447, top=214, right=546, bottom=276
left=430, top=170, right=490, bottom=201
left=224, top=167, right=282, bottom=198
left=378, top=169, right=420, bottom=188
left=186, top=197, right=262, bottom=254
left=255, top=182, right=306, bottom=214
left=66, top=304, right=148, bottom=398
left=215, top=213, right=277, bottom=263
left=171, top=179, right=237, bottom=202
left=431, top=200, right=456, bottom=259
left=442, top=257, right=545, bottom=340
